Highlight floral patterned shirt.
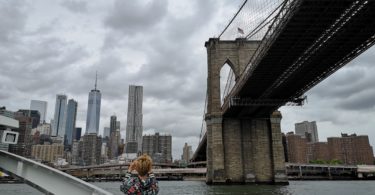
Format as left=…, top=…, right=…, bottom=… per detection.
left=120, top=172, right=159, bottom=195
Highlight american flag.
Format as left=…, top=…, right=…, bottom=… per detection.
left=237, top=27, right=244, bottom=34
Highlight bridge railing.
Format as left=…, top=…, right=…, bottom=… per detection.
left=0, top=150, right=112, bottom=195
left=222, top=0, right=302, bottom=111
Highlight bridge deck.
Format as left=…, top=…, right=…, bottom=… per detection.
left=224, top=0, right=375, bottom=116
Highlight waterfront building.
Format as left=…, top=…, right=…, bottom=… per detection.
left=30, top=100, right=48, bottom=123
left=52, top=94, right=67, bottom=137
left=142, top=132, right=172, bottom=163
left=328, top=133, right=374, bottom=165
left=125, top=85, right=143, bottom=154
left=65, top=99, right=78, bottom=147
left=86, top=74, right=101, bottom=134
left=285, top=132, right=307, bottom=163
left=295, top=121, right=319, bottom=143
left=307, top=142, right=330, bottom=162
left=181, top=143, right=193, bottom=163
left=31, top=143, right=64, bottom=163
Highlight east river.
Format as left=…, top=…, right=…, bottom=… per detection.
left=2, top=180, right=375, bottom=195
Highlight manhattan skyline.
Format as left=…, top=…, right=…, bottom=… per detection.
left=1, top=0, right=375, bottom=159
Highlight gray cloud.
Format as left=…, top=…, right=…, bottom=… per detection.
left=60, top=0, right=88, bottom=13
left=104, top=0, right=168, bottom=35
left=0, top=1, right=27, bottom=44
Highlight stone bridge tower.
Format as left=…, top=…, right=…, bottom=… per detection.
left=205, top=38, right=287, bottom=184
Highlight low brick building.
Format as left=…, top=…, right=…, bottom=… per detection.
left=285, top=132, right=307, bottom=163
left=328, top=133, right=374, bottom=165
left=307, top=142, right=330, bottom=162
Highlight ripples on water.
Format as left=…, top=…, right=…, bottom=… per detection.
left=2, top=180, right=375, bottom=195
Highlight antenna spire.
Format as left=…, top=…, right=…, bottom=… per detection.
left=95, top=71, right=97, bottom=90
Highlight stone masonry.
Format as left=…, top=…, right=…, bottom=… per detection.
left=205, top=38, right=287, bottom=184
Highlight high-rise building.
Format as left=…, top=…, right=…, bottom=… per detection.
left=71, top=140, right=80, bottom=165
left=18, top=109, right=41, bottom=129
left=30, top=100, right=48, bottom=123
left=126, top=85, right=143, bottom=153
left=110, top=115, right=117, bottom=133
left=295, top=121, right=319, bottom=143
left=142, top=132, right=172, bottom=163
left=116, top=121, right=120, bottom=131
left=80, top=133, right=102, bottom=166
left=9, top=112, right=33, bottom=157
left=74, top=127, right=82, bottom=141
left=86, top=74, right=101, bottom=134
left=103, top=127, right=110, bottom=138
left=181, top=143, right=193, bottom=163
left=65, top=99, right=78, bottom=146
left=53, top=94, right=67, bottom=137
left=31, top=123, right=52, bottom=136
left=108, top=115, right=120, bottom=159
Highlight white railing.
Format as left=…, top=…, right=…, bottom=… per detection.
left=0, top=150, right=113, bottom=195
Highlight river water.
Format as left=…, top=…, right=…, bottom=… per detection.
left=1, top=180, right=375, bottom=195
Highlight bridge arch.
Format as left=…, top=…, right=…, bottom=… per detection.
left=205, top=38, right=260, bottom=114
left=220, top=62, right=236, bottom=105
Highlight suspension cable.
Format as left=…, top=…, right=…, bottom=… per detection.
left=199, top=90, right=208, bottom=141
left=218, top=0, right=248, bottom=39
left=245, top=1, right=285, bottom=39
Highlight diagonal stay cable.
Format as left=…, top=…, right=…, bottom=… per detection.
left=218, top=0, right=248, bottom=38
left=245, top=1, right=285, bottom=39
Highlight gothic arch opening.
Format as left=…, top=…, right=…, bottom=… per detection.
left=220, top=63, right=236, bottom=105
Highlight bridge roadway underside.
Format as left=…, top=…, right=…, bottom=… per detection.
left=225, top=0, right=375, bottom=117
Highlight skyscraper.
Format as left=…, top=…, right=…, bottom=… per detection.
left=126, top=85, right=143, bottom=153
left=18, top=109, right=40, bottom=129
left=108, top=115, right=118, bottom=159
left=52, top=94, right=67, bottom=137
left=86, top=74, right=101, bottom=134
left=110, top=115, right=117, bottom=134
left=295, top=121, right=319, bottom=143
left=30, top=100, right=48, bottom=123
left=74, top=127, right=82, bottom=141
left=103, top=127, right=110, bottom=138
left=181, top=142, right=193, bottom=163
left=65, top=99, right=78, bottom=146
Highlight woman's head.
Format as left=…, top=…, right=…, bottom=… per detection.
left=135, top=154, right=153, bottom=176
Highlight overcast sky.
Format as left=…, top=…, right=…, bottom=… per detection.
left=1, top=0, right=375, bottom=159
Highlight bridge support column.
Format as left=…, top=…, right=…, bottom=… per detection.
left=220, top=111, right=288, bottom=184
left=206, top=114, right=226, bottom=184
